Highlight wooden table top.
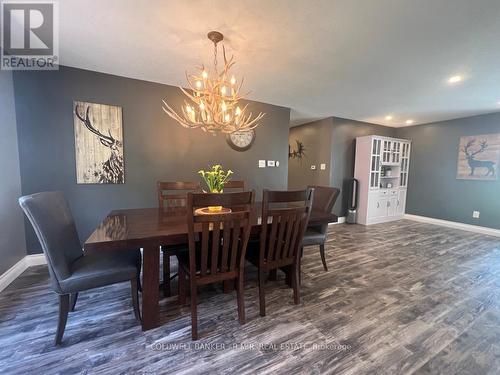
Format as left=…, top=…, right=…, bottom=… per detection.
left=84, top=202, right=338, bottom=252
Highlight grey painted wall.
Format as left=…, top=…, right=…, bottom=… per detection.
left=288, top=118, right=333, bottom=190
left=396, top=112, right=500, bottom=229
left=0, top=70, right=26, bottom=274
left=288, top=117, right=395, bottom=217
left=13, top=66, right=290, bottom=254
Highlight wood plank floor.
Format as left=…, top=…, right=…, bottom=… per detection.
left=1, top=220, right=500, bottom=374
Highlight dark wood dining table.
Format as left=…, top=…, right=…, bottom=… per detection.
left=84, top=202, right=337, bottom=331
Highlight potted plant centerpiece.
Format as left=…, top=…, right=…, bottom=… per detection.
left=198, top=164, right=233, bottom=212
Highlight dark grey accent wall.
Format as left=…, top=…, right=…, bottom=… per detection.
left=330, top=117, right=396, bottom=216
left=396, top=113, right=500, bottom=229
left=288, top=116, right=396, bottom=217
left=0, top=70, right=26, bottom=274
left=288, top=118, right=333, bottom=190
left=13, top=66, right=290, bottom=254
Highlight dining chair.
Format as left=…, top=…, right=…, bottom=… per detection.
left=223, top=180, right=245, bottom=191
left=157, top=181, right=201, bottom=297
left=177, top=191, right=253, bottom=340
left=302, top=185, right=340, bottom=271
left=18, top=191, right=141, bottom=345
left=246, top=189, right=313, bottom=317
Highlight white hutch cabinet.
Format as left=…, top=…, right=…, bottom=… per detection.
left=354, top=135, right=411, bottom=225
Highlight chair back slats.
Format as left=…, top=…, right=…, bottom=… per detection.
left=223, top=180, right=245, bottom=191
left=210, top=223, right=221, bottom=275
left=187, top=191, right=253, bottom=280
left=259, top=189, right=314, bottom=268
left=157, top=181, right=200, bottom=208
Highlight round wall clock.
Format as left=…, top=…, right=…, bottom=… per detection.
left=226, top=130, right=256, bottom=151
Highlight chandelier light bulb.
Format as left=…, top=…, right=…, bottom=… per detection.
left=221, top=86, right=227, bottom=95
left=235, top=106, right=241, bottom=116
left=196, top=81, right=202, bottom=89
left=230, top=76, right=236, bottom=85
left=202, top=71, right=208, bottom=79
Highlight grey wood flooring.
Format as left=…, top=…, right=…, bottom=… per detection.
left=1, top=220, right=500, bottom=374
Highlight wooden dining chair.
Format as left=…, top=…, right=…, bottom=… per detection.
left=178, top=191, right=253, bottom=340
left=246, top=189, right=314, bottom=317
left=157, top=181, right=201, bottom=296
left=302, top=185, right=340, bottom=271
left=223, top=180, right=245, bottom=191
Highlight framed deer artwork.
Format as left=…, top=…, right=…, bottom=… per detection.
left=73, top=101, right=125, bottom=184
left=457, top=134, right=500, bottom=180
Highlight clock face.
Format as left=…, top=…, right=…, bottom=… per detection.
left=226, top=130, right=256, bottom=151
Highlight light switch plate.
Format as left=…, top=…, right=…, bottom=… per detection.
left=258, top=160, right=266, bottom=168
left=275, top=161, right=280, bottom=167
left=473, top=210, right=480, bottom=218
left=311, top=165, right=316, bottom=170
left=267, top=160, right=275, bottom=167
left=320, top=163, right=326, bottom=170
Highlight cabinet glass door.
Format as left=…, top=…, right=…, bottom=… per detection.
left=382, top=140, right=392, bottom=163
left=399, top=142, right=410, bottom=187
left=370, top=138, right=381, bottom=188
left=392, top=142, right=401, bottom=164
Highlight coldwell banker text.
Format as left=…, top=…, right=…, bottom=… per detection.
left=1, top=0, right=59, bottom=70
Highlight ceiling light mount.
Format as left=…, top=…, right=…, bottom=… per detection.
left=207, top=31, right=224, bottom=44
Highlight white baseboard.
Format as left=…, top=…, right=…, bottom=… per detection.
left=404, top=214, right=500, bottom=238
left=0, top=253, right=46, bottom=293
left=329, top=216, right=345, bottom=225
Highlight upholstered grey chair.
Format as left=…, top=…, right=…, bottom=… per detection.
left=301, top=185, right=340, bottom=271
left=19, top=191, right=142, bottom=345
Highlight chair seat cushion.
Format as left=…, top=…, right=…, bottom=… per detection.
left=59, top=249, right=141, bottom=293
left=301, top=228, right=327, bottom=246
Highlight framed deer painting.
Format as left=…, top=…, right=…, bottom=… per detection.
left=73, top=101, right=125, bottom=184
left=457, top=134, right=500, bottom=180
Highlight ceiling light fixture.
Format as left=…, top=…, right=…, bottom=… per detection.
left=405, top=119, right=414, bottom=125
left=385, top=115, right=393, bottom=121
left=448, top=75, right=462, bottom=84
left=162, top=31, right=265, bottom=133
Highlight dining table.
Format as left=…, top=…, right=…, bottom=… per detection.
left=84, top=202, right=338, bottom=331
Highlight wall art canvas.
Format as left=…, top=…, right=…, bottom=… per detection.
left=74, top=101, right=124, bottom=184
left=457, top=133, right=500, bottom=180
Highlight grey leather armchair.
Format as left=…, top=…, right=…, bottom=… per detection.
left=19, top=191, right=142, bottom=345
left=301, top=185, right=340, bottom=271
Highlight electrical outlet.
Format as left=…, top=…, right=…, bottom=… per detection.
left=310, top=165, right=316, bottom=170
left=320, top=163, right=326, bottom=170
left=258, top=160, right=266, bottom=168
left=472, top=211, right=480, bottom=218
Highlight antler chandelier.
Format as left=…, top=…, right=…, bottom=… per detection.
left=162, top=31, right=265, bottom=133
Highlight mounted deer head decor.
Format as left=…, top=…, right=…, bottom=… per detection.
left=73, top=101, right=125, bottom=184
left=457, top=134, right=500, bottom=180
left=288, top=140, right=306, bottom=160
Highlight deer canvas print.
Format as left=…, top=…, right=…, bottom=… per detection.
left=457, top=134, right=500, bottom=180
left=74, top=101, right=125, bottom=184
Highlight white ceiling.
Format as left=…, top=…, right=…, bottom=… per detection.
left=55, top=0, right=500, bottom=127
